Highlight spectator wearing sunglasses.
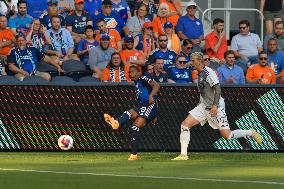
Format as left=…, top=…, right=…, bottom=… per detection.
left=231, top=20, right=263, bottom=67
left=246, top=51, right=276, bottom=84
left=179, top=39, right=193, bottom=65
left=168, top=54, right=193, bottom=83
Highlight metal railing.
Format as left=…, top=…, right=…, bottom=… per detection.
left=202, top=8, right=264, bottom=42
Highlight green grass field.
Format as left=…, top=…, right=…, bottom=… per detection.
left=0, top=152, right=283, bottom=189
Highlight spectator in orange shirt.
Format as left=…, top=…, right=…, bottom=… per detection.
left=160, top=0, right=183, bottom=21
left=205, top=18, right=228, bottom=64
left=95, top=18, right=122, bottom=51
left=120, top=35, right=145, bottom=67
left=101, top=52, right=130, bottom=82
left=0, top=15, right=15, bottom=57
left=152, top=3, right=177, bottom=39
left=246, top=51, right=276, bottom=84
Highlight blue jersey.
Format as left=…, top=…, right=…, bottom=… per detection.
left=65, top=11, right=92, bottom=34
left=148, top=48, right=177, bottom=71
left=168, top=66, right=193, bottom=83
left=135, top=75, right=157, bottom=104
left=40, top=14, right=66, bottom=30
left=7, top=47, right=44, bottom=74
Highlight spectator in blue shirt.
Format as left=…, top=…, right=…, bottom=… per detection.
left=93, top=0, right=130, bottom=36
left=26, top=0, right=47, bottom=18
left=45, top=15, right=79, bottom=61
left=148, top=34, right=176, bottom=71
left=176, top=1, right=204, bottom=52
left=8, top=0, right=33, bottom=35
left=66, top=0, right=93, bottom=44
left=146, top=57, right=170, bottom=83
left=40, top=0, right=66, bottom=30
left=168, top=54, right=193, bottom=83
left=217, top=50, right=245, bottom=84
left=7, top=34, right=62, bottom=81
left=267, top=38, right=284, bottom=83
left=84, top=0, right=102, bottom=17
left=111, top=0, right=132, bottom=24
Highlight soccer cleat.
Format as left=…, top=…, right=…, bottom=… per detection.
left=128, top=154, right=138, bottom=161
left=104, top=114, right=119, bottom=129
left=171, top=154, right=188, bottom=161
left=251, top=129, right=263, bottom=145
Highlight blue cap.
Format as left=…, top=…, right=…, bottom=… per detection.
left=163, top=21, right=173, bottom=28
left=100, top=34, right=110, bottom=40
left=124, top=35, right=134, bottom=42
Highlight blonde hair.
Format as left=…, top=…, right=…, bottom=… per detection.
left=157, top=3, right=170, bottom=17
left=190, top=52, right=203, bottom=61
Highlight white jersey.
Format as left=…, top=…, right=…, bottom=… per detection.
left=197, top=66, right=224, bottom=108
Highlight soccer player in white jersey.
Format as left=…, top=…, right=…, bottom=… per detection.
left=172, top=52, right=263, bottom=160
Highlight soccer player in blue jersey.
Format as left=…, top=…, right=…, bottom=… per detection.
left=104, top=65, right=160, bottom=160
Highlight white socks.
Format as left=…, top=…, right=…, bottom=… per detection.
left=228, top=129, right=253, bottom=139
left=180, top=125, right=190, bottom=155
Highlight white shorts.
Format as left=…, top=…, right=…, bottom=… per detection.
left=189, top=100, right=230, bottom=130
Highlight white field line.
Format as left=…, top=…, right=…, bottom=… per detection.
left=0, top=168, right=284, bottom=186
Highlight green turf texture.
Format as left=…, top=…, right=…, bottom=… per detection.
left=0, top=152, right=283, bottom=189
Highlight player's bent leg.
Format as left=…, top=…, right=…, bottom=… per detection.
left=128, top=117, right=147, bottom=160
left=172, top=114, right=200, bottom=161
left=220, top=129, right=262, bottom=144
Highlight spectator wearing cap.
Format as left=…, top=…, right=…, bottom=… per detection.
left=111, top=0, right=132, bottom=24
left=8, top=0, right=33, bottom=35
left=134, top=0, right=157, bottom=21
left=40, top=0, right=66, bottom=30
left=176, top=1, right=204, bottom=51
left=84, top=0, right=102, bottom=17
left=231, top=20, right=263, bottom=66
left=88, top=33, right=115, bottom=78
left=134, top=21, right=155, bottom=58
left=66, top=0, right=93, bottom=44
left=0, top=15, right=15, bottom=59
left=7, top=34, right=63, bottom=81
left=205, top=18, right=228, bottom=64
left=163, top=21, right=180, bottom=54
left=93, top=0, right=130, bottom=36
left=77, top=25, right=99, bottom=66
left=148, top=33, right=177, bottom=71
left=127, top=3, right=148, bottom=37
left=45, top=15, right=79, bottom=62
left=95, top=18, right=122, bottom=51
left=26, top=0, right=47, bottom=18
left=152, top=2, right=177, bottom=40
left=120, top=35, right=145, bottom=67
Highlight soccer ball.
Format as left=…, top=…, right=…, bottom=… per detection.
left=58, top=135, right=74, bottom=150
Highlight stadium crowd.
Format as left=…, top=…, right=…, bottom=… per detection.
left=0, top=0, right=283, bottom=84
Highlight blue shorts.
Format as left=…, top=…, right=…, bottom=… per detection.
left=134, top=102, right=158, bottom=122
